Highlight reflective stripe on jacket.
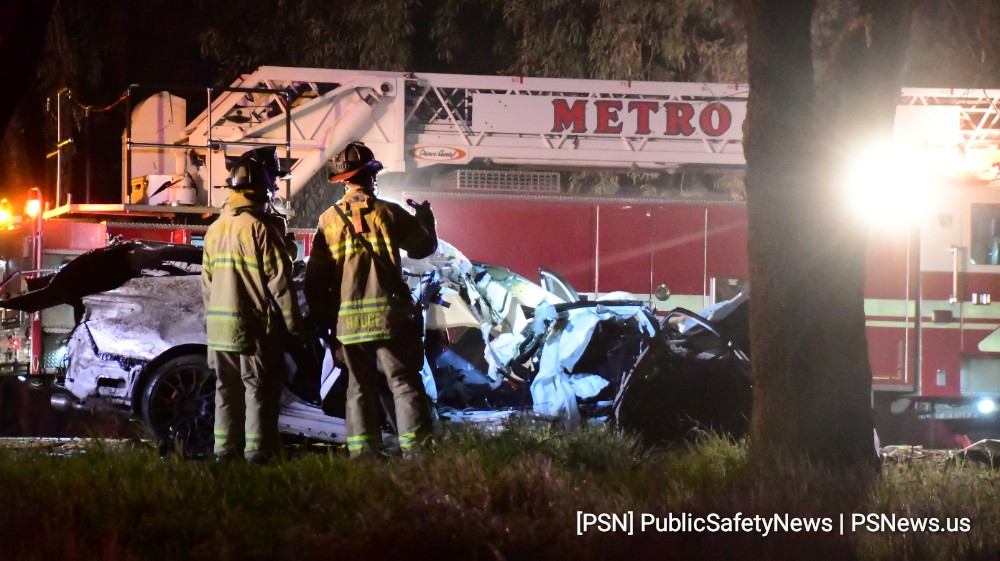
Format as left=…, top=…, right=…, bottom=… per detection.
left=202, top=191, right=302, bottom=352
left=304, top=188, right=437, bottom=345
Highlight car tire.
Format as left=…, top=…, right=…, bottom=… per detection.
left=141, top=353, right=215, bottom=457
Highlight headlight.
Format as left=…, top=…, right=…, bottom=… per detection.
left=976, top=398, right=997, bottom=415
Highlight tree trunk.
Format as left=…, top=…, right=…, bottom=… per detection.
left=742, top=0, right=913, bottom=468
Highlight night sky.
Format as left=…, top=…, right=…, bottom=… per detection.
left=0, top=1, right=214, bottom=206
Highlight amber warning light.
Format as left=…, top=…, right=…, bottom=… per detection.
left=25, top=189, right=41, bottom=218
left=0, top=199, right=12, bottom=227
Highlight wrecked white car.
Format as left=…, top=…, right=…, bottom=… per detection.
left=0, top=239, right=676, bottom=455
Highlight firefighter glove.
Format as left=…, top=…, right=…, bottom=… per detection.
left=407, top=198, right=435, bottom=233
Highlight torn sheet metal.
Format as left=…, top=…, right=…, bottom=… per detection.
left=79, top=276, right=205, bottom=360
left=0, top=240, right=201, bottom=314
left=404, top=241, right=660, bottom=427
left=527, top=302, right=658, bottom=426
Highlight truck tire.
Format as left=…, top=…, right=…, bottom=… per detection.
left=141, top=354, right=215, bottom=457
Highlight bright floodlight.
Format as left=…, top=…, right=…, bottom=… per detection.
left=976, top=398, right=997, bottom=415
left=842, top=141, right=933, bottom=228
left=25, top=187, right=42, bottom=218
left=24, top=199, right=40, bottom=218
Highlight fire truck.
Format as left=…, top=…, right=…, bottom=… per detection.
left=2, top=66, right=1000, bottom=440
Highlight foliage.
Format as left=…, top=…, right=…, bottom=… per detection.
left=38, top=0, right=117, bottom=101
left=425, top=0, right=515, bottom=74
left=587, top=0, right=747, bottom=82
left=196, top=0, right=417, bottom=80
left=0, top=430, right=998, bottom=560
left=17, top=0, right=1000, bottom=206
left=190, top=0, right=754, bottom=84
left=427, top=0, right=748, bottom=81
left=288, top=173, right=341, bottom=228
left=905, top=0, right=1000, bottom=87
left=32, top=0, right=1000, bottom=94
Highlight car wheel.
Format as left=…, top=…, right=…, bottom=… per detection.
left=141, top=354, right=215, bottom=457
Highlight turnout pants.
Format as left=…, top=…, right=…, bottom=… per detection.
left=210, top=339, right=283, bottom=461
left=342, top=337, right=432, bottom=457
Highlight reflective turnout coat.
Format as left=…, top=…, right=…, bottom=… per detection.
left=304, top=188, right=437, bottom=344
left=201, top=192, right=302, bottom=351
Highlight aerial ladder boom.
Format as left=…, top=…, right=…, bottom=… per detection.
left=122, top=67, right=1000, bottom=208
left=126, top=67, right=750, bottom=204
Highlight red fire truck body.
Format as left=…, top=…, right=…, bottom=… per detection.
left=2, top=66, right=999, bottom=432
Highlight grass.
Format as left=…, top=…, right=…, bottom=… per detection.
left=0, top=425, right=997, bottom=561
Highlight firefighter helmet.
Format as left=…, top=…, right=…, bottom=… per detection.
left=226, top=146, right=291, bottom=192
left=327, top=141, right=383, bottom=183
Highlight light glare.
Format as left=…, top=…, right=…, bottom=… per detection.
left=24, top=199, right=40, bottom=218
left=976, top=398, right=997, bottom=415
left=842, top=142, right=933, bottom=228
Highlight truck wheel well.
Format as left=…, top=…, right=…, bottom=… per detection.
left=131, top=344, right=208, bottom=416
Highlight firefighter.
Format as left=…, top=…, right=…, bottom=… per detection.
left=202, top=146, right=303, bottom=463
left=304, top=141, right=437, bottom=458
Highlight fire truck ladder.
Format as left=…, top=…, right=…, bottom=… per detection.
left=175, top=67, right=750, bottom=199
left=139, top=68, right=1000, bottom=204
left=898, top=87, right=1000, bottom=170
